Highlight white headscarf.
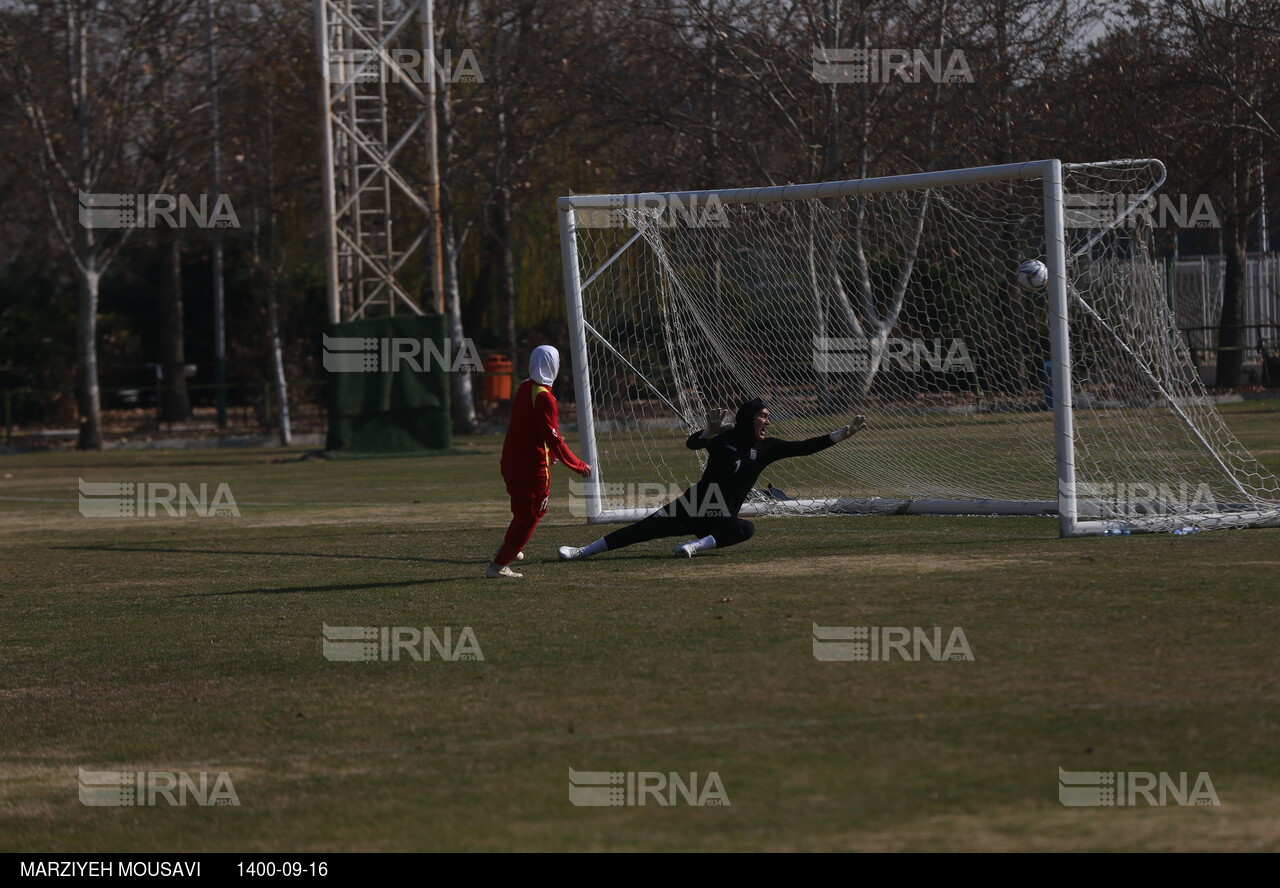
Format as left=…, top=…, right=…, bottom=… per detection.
left=528, top=345, right=560, bottom=386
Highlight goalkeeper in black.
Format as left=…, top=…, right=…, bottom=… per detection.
left=558, top=398, right=866, bottom=560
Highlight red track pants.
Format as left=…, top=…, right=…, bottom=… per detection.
left=494, top=474, right=549, bottom=566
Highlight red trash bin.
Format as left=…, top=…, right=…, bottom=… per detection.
left=483, top=354, right=513, bottom=401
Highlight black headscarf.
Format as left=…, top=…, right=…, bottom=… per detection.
left=733, top=397, right=767, bottom=443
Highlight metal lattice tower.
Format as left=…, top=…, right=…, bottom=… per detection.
left=317, top=0, right=440, bottom=322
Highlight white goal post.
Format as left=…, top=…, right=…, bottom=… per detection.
left=557, top=159, right=1280, bottom=537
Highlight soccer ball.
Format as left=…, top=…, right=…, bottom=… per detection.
left=1016, top=259, right=1048, bottom=290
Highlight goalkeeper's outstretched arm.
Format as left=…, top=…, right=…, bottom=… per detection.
left=764, top=413, right=867, bottom=460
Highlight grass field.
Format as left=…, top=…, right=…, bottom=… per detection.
left=2, top=399, right=1279, bottom=851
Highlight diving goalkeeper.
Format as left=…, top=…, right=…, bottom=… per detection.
left=558, top=398, right=865, bottom=560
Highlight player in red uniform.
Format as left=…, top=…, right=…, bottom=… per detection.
left=487, top=345, right=592, bottom=578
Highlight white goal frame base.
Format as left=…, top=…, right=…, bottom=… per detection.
left=582, top=498, right=1280, bottom=534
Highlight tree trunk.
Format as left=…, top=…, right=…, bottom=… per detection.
left=993, top=4, right=1025, bottom=395
left=263, top=86, right=291, bottom=446
left=812, top=0, right=839, bottom=409
left=76, top=264, right=102, bottom=450
left=72, top=0, right=101, bottom=450
left=1216, top=214, right=1246, bottom=388
left=469, top=254, right=492, bottom=342
left=267, top=279, right=292, bottom=445
left=159, top=232, right=191, bottom=422
left=496, top=191, right=517, bottom=358
left=444, top=211, right=478, bottom=434
left=437, top=12, right=477, bottom=435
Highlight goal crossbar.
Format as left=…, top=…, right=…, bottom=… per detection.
left=559, top=160, right=1059, bottom=210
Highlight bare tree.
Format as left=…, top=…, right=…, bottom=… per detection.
left=438, top=0, right=480, bottom=434
left=468, top=0, right=592, bottom=359
left=1, top=0, right=204, bottom=448
left=1173, top=0, right=1279, bottom=386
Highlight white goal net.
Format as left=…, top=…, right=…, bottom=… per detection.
left=557, top=159, right=1280, bottom=536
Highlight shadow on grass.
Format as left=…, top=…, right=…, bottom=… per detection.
left=539, top=535, right=1055, bottom=562
left=175, top=576, right=478, bottom=597
left=44, top=457, right=283, bottom=471
left=50, top=544, right=477, bottom=566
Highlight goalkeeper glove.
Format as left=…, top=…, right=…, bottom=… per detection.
left=830, top=414, right=867, bottom=443
left=705, top=409, right=735, bottom=438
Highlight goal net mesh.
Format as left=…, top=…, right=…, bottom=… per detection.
left=565, top=160, right=1280, bottom=533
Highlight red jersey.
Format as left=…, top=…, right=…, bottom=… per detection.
left=501, top=378, right=588, bottom=481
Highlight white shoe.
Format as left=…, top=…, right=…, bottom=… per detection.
left=558, top=545, right=585, bottom=561
left=485, top=562, right=523, bottom=579
left=673, top=542, right=698, bottom=559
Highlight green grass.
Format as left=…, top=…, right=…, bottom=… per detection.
left=1, top=401, right=1279, bottom=851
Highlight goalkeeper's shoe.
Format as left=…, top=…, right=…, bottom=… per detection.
left=557, top=545, right=585, bottom=561
left=673, top=542, right=698, bottom=559
left=485, top=562, right=523, bottom=579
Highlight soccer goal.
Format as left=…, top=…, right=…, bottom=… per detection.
left=557, top=159, right=1280, bottom=536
